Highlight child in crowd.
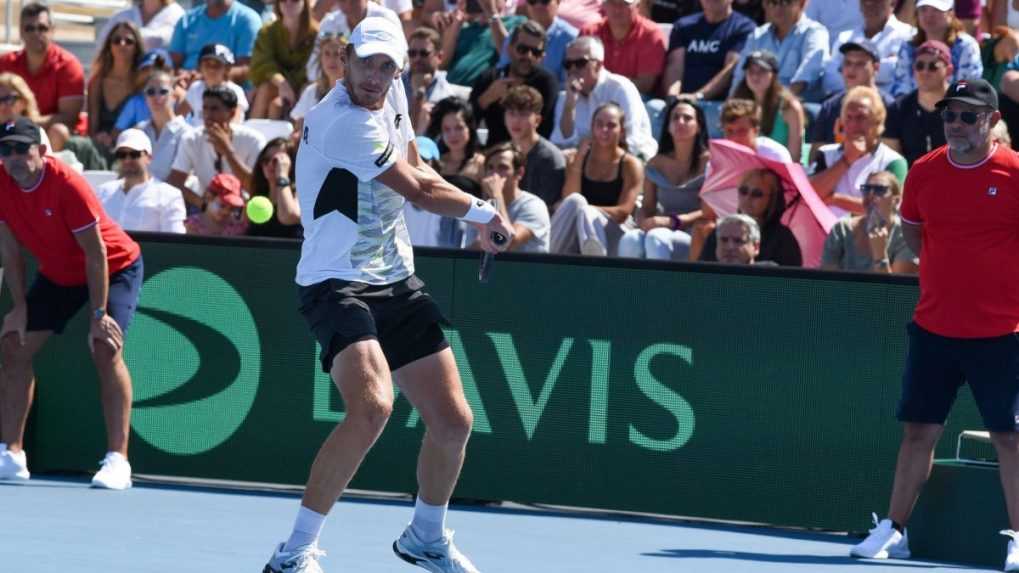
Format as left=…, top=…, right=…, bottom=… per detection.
left=177, top=44, right=248, bottom=126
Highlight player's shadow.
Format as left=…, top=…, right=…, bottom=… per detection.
left=644, top=549, right=971, bottom=569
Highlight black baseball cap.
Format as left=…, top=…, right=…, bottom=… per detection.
left=199, top=43, right=235, bottom=65
left=936, top=79, right=998, bottom=110
left=743, top=50, right=778, bottom=72
left=840, top=39, right=880, bottom=62
left=0, top=118, right=41, bottom=145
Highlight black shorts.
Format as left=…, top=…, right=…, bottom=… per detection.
left=298, top=274, right=450, bottom=374
left=898, top=321, right=1019, bottom=432
left=26, top=255, right=144, bottom=335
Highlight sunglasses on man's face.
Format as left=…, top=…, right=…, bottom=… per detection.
left=145, top=87, right=171, bottom=97
left=737, top=185, right=768, bottom=199
left=913, top=60, right=943, bottom=72
left=115, top=149, right=144, bottom=160
left=860, top=183, right=890, bottom=196
left=527, top=0, right=552, bottom=4
left=563, top=57, right=592, bottom=70
left=0, top=142, right=33, bottom=157
left=515, top=44, right=543, bottom=58
left=22, top=24, right=50, bottom=34
left=941, top=109, right=984, bottom=125
left=0, top=94, right=19, bottom=105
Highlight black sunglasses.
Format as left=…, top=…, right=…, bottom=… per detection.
left=860, top=183, right=890, bottom=196
left=527, top=0, right=552, bottom=4
left=913, top=61, right=943, bottom=72
left=563, top=57, right=592, bottom=70
left=0, top=94, right=19, bottom=105
left=515, top=44, right=543, bottom=57
left=407, top=49, right=433, bottom=59
left=0, top=142, right=33, bottom=157
left=110, top=35, right=136, bottom=46
left=737, top=185, right=767, bottom=199
left=941, top=109, right=983, bottom=125
left=145, top=87, right=171, bottom=97
left=115, top=149, right=144, bottom=160
left=22, top=24, right=50, bottom=34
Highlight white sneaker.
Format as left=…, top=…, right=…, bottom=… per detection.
left=393, top=526, right=480, bottom=573
left=263, top=542, right=325, bottom=573
left=1001, top=530, right=1019, bottom=571
left=0, top=446, right=30, bottom=481
left=850, top=513, right=910, bottom=559
left=90, top=452, right=132, bottom=490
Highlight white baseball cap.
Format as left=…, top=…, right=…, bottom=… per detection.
left=916, top=0, right=953, bottom=11
left=349, top=16, right=407, bottom=69
left=115, top=128, right=152, bottom=154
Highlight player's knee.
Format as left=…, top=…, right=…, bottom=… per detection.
left=432, top=405, right=473, bottom=447
left=1, top=334, right=35, bottom=367
left=346, top=393, right=394, bottom=435
left=990, top=431, right=1019, bottom=453
left=901, top=423, right=942, bottom=448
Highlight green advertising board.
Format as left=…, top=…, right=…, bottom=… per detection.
left=22, top=235, right=983, bottom=532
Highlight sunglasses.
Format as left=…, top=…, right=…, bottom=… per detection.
left=913, top=60, right=943, bottom=72
left=0, top=142, right=33, bottom=157
left=115, top=149, right=144, bottom=160
left=407, top=49, right=433, bottom=59
left=737, top=185, right=768, bottom=199
left=0, top=94, right=19, bottom=105
left=941, top=109, right=984, bottom=125
left=860, top=183, right=890, bottom=196
left=527, top=0, right=553, bottom=4
left=145, top=87, right=171, bottom=97
left=763, top=0, right=795, bottom=5
left=563, top=57, right=592, bottom=70
left=22, top=24, right=50, bottom=34
left=110, top=36, right=136, bottom=46
left=515, top=44, right=543, bottom=57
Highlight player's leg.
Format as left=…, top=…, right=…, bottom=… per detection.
left=0, top=330, right=52, bottom=451
left=886, top=422, right=944, bottom=525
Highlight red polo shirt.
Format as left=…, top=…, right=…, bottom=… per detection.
left=901, top=145, right=1019, bottom=338
left=0, top=156, right=140, bottom=286
left=0, top=44, right=85, bottom=117
left=580, top=15, right=667, bottom=80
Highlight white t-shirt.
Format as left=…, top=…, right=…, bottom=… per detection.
left=170, top=123, right=267, bottom=195
left=381, top=0, right=412, bottom=15
left=95, top=178, right=187, bottom=233
left=185, top=80, right=250, bottom=126
left=291, top=83, right=326, bottom=121
left=306, top=3, right=402, bottom=81
left=295, top=78, right=417, bottom=286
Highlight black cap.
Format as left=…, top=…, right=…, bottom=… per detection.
left=743, top=50, right=778, bottom=72
left=936, top=79, right=998, bottom=110
left=0, top=118, right=41, bottom=145
left=839, top=39, right=880, bottom=62
left=198, top=43, right=235, bottom=65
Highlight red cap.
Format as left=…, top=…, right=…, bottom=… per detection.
left=208, top=173, right=244, bottom=208
left=916, top=40, right=952, bottom=67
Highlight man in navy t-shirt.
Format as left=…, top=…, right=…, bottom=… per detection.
left=661, top=0, right=755, bottom=100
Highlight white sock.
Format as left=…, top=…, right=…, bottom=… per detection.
left=284, top=505, right=327, bottom=553
left=410, top=497, right=447, bottom=543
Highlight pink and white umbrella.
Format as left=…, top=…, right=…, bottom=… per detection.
left=700, top=139, right=837, bottom=268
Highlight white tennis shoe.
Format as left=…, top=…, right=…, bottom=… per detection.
left=0, top=445, right=30, bottom=481
left=393, top=525, right=480, bottom=573
left=263, top=542, right=326, bottom=573
left=90, top=452, right=132, bottom=490
left=1001, top=530, right=1019, bottom=571
left=850, top=513, right=910, bottom=559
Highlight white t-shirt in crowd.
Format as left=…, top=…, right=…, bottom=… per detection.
left=291, top=83, right=327, bottom=121
left=170, top=123, right=266, bottom=195
left=295, top=77, right=417, bottom=286
left=185, top=80, right=250, bottom=126
left=95, top=177, right=187, bottom=233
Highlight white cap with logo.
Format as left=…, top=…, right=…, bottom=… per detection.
left=115, top=128, right=153, bottom=155
left=349, top=16, right=408, bottom=69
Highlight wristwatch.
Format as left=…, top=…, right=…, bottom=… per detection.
left=276, top=176, right=291, bottom=188
left=93, top=307, right=107, bottom=321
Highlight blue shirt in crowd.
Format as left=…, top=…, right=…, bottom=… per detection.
left=668, top=10, right=756, bottom=96
left=730, top=14, right=830, bottom=102
left=169, top=2, right=262, bottom=70
left=498, top=16, right=578, bottom=84
left=115, top=94, right=150, bottom=132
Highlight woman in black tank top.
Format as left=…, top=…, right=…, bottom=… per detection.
left=550, top=103, right=642, bottom=255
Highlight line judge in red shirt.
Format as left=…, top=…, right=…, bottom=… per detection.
left=849, top=79, right=1019, bottom=571
left=579, top=0, right=666, bottom=96
left=0, top=118, right=142, bottom=491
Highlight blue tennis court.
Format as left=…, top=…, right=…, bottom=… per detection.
left=1, top=476, right=996, bottom=572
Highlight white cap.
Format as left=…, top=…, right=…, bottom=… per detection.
left=349, top=16, right=407, bottom=69
left=916, top=0, right=953, bottom=11
left=115, top=129, right=152, bottom=154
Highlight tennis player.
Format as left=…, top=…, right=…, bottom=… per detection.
left=850, top=79, right=1019, bottom=571
left=263, top=17, right=513, bottom=573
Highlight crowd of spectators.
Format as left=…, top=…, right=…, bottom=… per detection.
left=4, top=0, right=1019, bottom=272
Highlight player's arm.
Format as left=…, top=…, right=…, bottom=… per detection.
left=902, top=220, right=922, bottom=258
left=0, top=223, right=29, bottom=344
left=73, top=223, right=123, bottom=352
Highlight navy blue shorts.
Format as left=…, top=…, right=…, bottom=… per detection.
left=298, top=274, right=450, bottom=374
left=898, top=321, right=1019, bottom=432
left=26, top=255, right=144, bottom=335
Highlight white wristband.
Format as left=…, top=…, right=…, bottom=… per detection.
left=460, top=198, right=497, bottom=224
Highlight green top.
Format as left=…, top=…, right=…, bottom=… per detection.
left=249, top=20, right=316, bottom=89
left=767, top=109, right=790, bottom=147
left=447, top=16, right=526, bottom=86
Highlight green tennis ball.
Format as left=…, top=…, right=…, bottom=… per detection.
left=246, top=196, right=274, bottom=224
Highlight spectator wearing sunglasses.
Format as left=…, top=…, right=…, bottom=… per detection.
left=133, top=70, right=189, bottom=182
left=497, top=0, right=578, bottom=83
left=111, top=49, right=176, bottom=135
left=888, top=0, right=981, bottom=98
left=0, top=3, right=85, bottom=131
left=579, top=0, right=667, bottom=97
left=184, top=172, right=250, bottom=236
left=884, top=40, right=951, bottom=165
left=97, top=0, right=186, bottom=52
left=402, top=27, right=471, bottom=135
left=95, top=129, right=186, bottom=234
left=470, top=20, right=558, bottom=147
left=820, top=170, right=917, bottom=273
left=87, top=22, right=146, bottom=157
left=551, top=36, right=658, bottom=159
